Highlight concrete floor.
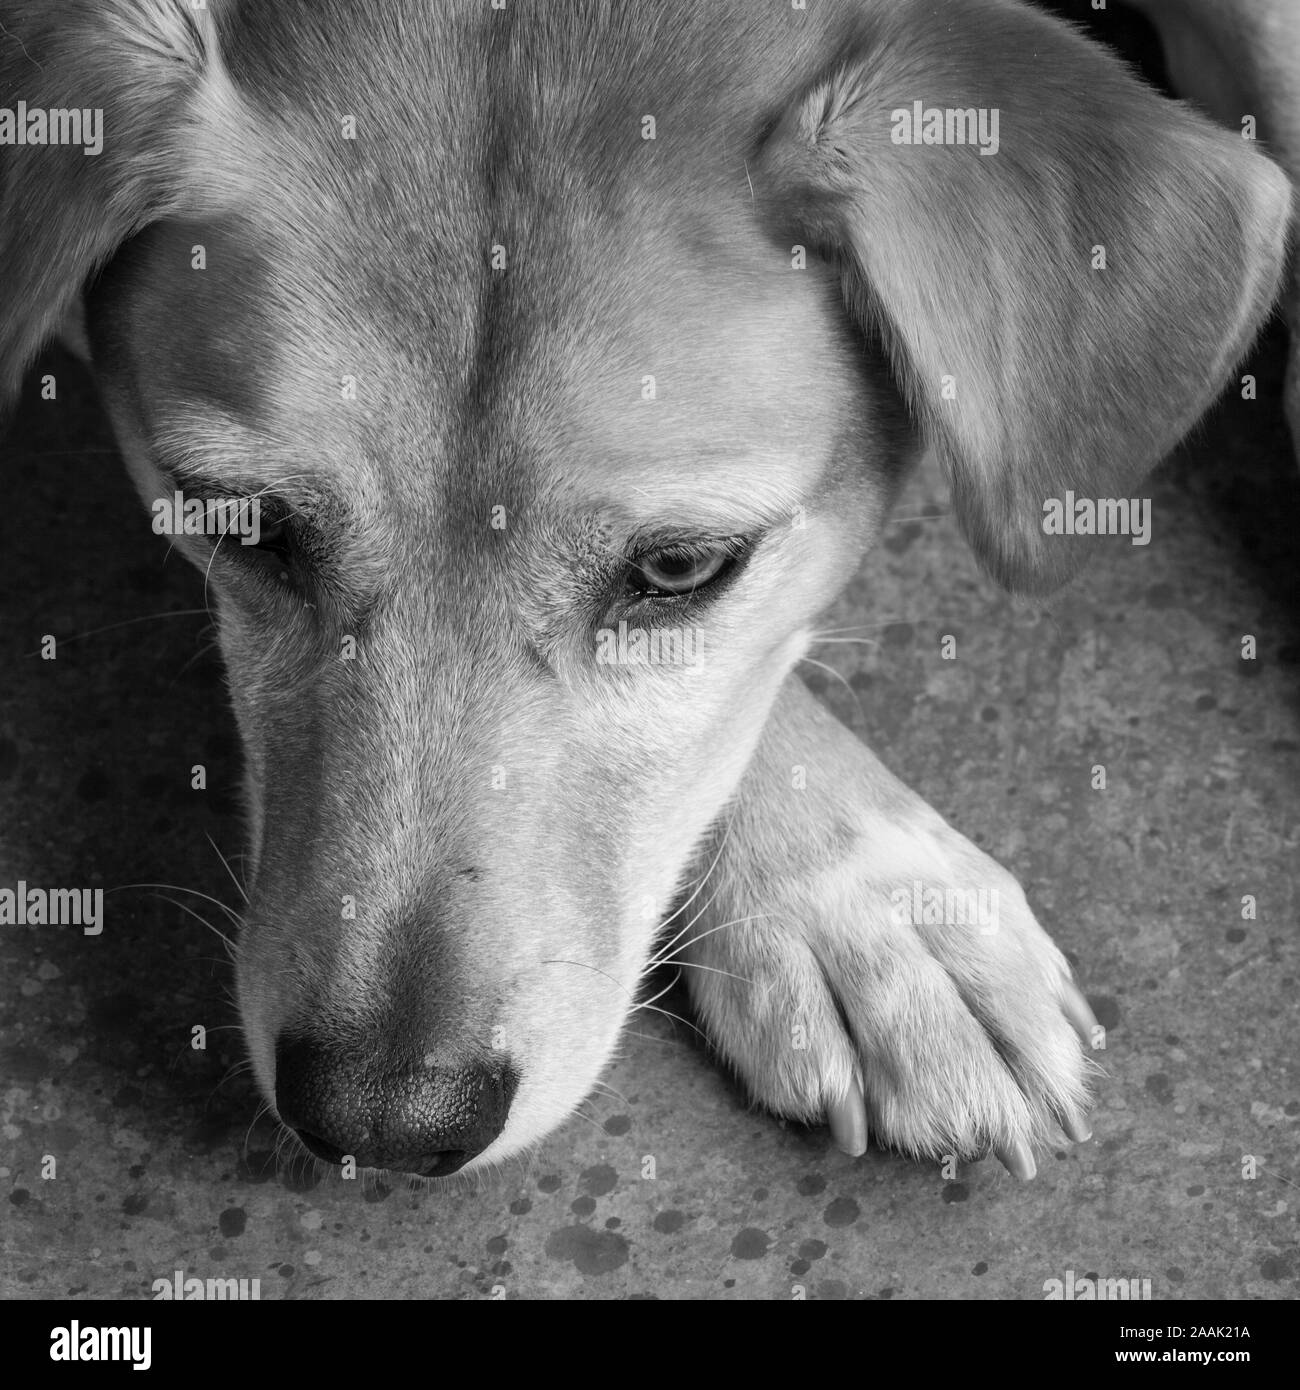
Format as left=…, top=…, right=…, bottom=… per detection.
left=2, top=312, right=1297, bottom=1300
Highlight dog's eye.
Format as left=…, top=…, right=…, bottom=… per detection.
left=248, top=519, right=291, bottom=562
left=223, top=514, right=299, bottom=593
left=631, top=541, right=741, bottom=598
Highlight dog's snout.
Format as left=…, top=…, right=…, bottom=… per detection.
left=274, top=1038, right=517, bottom=1178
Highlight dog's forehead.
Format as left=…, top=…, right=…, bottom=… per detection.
left=140, top=0, right=860, bottom=515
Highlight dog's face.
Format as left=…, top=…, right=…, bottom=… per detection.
left=1, top=0, right=1289, bottom=1178
left=78, top=9, right=910, bottom=1176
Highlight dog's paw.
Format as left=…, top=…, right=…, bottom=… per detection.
left=681, top=749, right=1097, bottom=1178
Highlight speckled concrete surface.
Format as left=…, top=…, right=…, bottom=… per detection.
left=2, top=316, right=1297, bottom=1300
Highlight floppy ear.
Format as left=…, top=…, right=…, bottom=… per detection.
left=760, top=0, right=1293, bottom=594
left=0, top=0, right=222, bottom=411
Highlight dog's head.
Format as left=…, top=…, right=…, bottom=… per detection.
left=1, top=0, right=1289, bottom=1178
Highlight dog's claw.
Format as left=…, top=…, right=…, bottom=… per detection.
left=1060, top=978, right=1098, bottom=1047
left=996, top=1137, right=1037, bottom=1181
left=827, top=1079, right=868, bottom=1156
left=1061, top=1112, right=1092, bottom=1144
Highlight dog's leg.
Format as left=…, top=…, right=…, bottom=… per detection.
left=682, top=677, right=1096, bottom=1178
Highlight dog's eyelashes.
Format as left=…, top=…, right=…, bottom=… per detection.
left=161, top=482, right=296, bottom=570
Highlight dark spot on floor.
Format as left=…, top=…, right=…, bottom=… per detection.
left=822, top=1196, right=860, bottom=1227
left=122, top=1193, right=147, bottom=1216
left=544, top=1224, right=629, bottom=1275
left=536, top=1174, right=561, bottom=1193
left=1145, top=1073, right=1175, bottom=1105
left=972, top=1261, right=988, bottom=1275
left=942, top=1183, right=970, bottom=1204
left=1259, top=1254, right=1293, bottom=1281
left=796, top=1174, right=827, bottom=1197
left=218, top=1207, right=246, bottom=1237
left=602, top=1114, right=631, bottom=1136
left=798, top=1239, right=828, bottom=1260
left=570, top=1195, right=596, bottom=1218
left=485, top=1234, right=507, bottom=1255
left=653, top=1209, right=685, bottom=1234
left=509, top=1198, right=531, bottom=1216
left=730, top=1227, right=769, bottom=1259
left=579, top=1163, right=618, bottom=1197
left=1091, top=995, right=1121, bottom=1030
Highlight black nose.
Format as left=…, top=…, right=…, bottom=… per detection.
left=274, top=1037, right=517, bottom=1178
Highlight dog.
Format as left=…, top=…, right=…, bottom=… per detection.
left=0, top=0, right=1292, bottom=1184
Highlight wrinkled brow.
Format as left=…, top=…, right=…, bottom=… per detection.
left=149, top=409, right=331, bottom=510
